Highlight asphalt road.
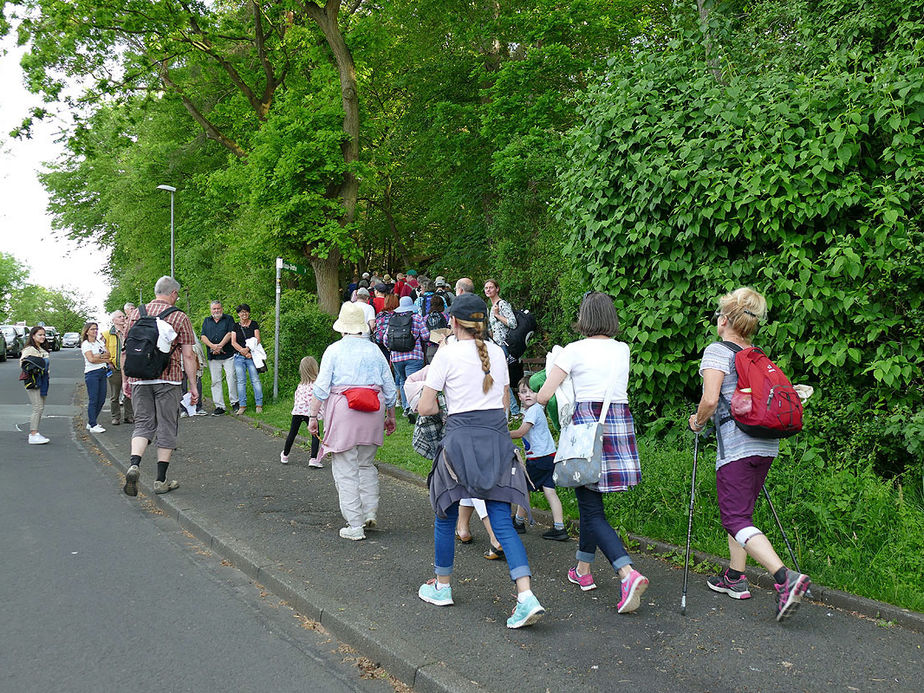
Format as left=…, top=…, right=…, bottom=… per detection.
left=0, top=349, right=398, bottom=693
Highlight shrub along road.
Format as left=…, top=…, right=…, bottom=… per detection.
left=33, top=352, right=924, bottom=692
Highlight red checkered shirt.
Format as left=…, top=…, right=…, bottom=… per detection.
left=124, top=299, right=195, bottom=384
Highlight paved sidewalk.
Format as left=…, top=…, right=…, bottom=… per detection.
left=83, top=411, right=922, bottom=692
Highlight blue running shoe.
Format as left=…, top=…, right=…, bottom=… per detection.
left=506, top=594, right=545, bottom=629
left=418, top=579, right=453, bottom=606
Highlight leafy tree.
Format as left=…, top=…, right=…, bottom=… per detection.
left=0, top=252, right=29, bottom=320
left=7, top=283, right=92, bottom=331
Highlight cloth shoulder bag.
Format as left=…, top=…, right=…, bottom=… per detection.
left=552, top=369, right=616, bottom=488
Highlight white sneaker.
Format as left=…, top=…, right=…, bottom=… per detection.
left=339, top=526, right=366, bottom=541
left=180, top=411, right=188, bottom=417
left=28, top=433, right=49, bottom=445
left=87, top=424, right=106, bottom=433
left=194, top=410, right=208, bottom=416
left=308, top=458, right=323, bottom=468
left=280, top=452, right=289, bottom=464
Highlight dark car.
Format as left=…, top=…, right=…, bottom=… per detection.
left=1, top=325, right=24, bottom=361
left=44, top=326, right=61, bottom=352
left=62, top=332, right=80, bottom=348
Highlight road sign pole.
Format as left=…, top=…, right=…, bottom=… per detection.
left=274, top=257, right=282, bottom=401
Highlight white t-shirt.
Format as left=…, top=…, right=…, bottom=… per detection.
left=425, top=339, right=509, bottom=415
left=81, top=339, right=108, bottom=373
left=553, top=337, right=630, bottom=403
left=359, top=301, right=375, bottom=329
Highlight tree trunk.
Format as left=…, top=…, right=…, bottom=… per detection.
left=696, top=0, right=727, bottom=85
left=310, top=246, right=343, bottom=315
left=305, top=0, right=360, bottom=314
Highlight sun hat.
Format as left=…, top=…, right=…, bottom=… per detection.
left=449, top=293, right=487, bottom=322
left=395, top=296, right=415, bottom=313
left=362, top=272, right=370, bottom=279
left=332, top=302, right=370, bottom=335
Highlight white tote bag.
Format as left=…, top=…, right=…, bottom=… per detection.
left=552, top=373, right=615, bottom=488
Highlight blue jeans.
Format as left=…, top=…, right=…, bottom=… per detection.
left=234, top=354, right=263, bottom=407
left=434, top=500, right=531, bottom=581
left=85, top=368, right=108, bottom=426
left=574, top=486, right=632, bottom=571
left=392, top=358, right=424, bottom=412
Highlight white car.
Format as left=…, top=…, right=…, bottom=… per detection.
left=62, top=332, right=80, bottom=348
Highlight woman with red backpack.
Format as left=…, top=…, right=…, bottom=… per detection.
left=689, top=287, right=811, bottom=622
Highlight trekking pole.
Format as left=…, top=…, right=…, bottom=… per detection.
left=762, top=484, right=813, bottom=599
left=681, top=429, right=701, bottom=616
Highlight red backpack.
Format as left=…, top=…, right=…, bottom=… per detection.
left=721, top=341, right=803, bottom=439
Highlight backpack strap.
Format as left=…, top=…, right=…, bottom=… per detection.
left=712, top=341, right=743, bottom=460
left=138, top=303, right=148, bottom=318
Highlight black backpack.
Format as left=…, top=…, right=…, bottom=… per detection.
left=504, top=308, right=537, bottom=361
left=426, top=311, right=448, bottom=331
left=386, top=312, right=416, bottom=352
left=123, top=304, right=182, bottom=379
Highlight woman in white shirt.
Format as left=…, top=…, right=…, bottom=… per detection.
left=416, top=293, right=545, bottom=629
left=537, top=292, right=649, bottom=614
left=81, top=321, right=112, bottom=433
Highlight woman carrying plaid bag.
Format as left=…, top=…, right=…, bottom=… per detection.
left=537, top=292, right=649, bottom=614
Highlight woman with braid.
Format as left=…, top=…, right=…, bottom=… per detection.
left=416, top=293, right=545, bottom=629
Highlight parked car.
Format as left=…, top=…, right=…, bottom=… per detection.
left=1, top=325, right=24, bottom=361
left=44, top=326, right=61, bottom=351
left=62, top=332, right=80, bottom=348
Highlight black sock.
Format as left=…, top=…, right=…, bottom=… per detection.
left=156, top=461, right=169, bottom=483
left=726, top=568, right=743, bottom=581
left=130, top=455, right=142, bottom=466
left=774, top=567, right=788, bottom=584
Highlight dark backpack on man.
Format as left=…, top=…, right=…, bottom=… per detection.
left=123, top=304, right=182, bottom=379
left=504, top=309, right=537, bottom=362
left=386, top=312, right=416, bottom=352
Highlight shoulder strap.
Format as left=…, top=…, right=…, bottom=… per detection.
left=138, top=303, right=148, bottom=318
left=156, top=306, right=182, bottom=319
left=597, top=362, right=618, bottom=426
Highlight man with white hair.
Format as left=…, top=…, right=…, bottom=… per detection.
left=123, top=302, right=136, bottom=315
left=200, top=300, right=239, bottom=415
left=121, top=276, right=197, bottom=497
left=102, top=310, right=134, bottom=425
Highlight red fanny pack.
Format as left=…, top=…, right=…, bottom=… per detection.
left=343, top=387, right=381, bottom=412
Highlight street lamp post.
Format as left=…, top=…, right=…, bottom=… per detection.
left=156, top=184, right=177, bottom=277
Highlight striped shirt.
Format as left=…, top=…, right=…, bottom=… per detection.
left=125, top=299, right=195, bottom=385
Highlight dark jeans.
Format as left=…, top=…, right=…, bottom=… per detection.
left=574, top=486, right=632, bottom=571
left=85, top=368, right=107, bottom=427
left=284, top=415, right=321, bottom=458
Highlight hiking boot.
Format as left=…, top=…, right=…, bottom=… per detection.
left=542, top=527, right=570, bottom=542
left=339, top=525, right=366, bottom=541
left=28, top=433, right=50, bottom=445
left=617, top=569, right=649, bottom=614
left=153, top=479, right=179, bottom=494
left=775, top=570, right=811, bottom=622
left=567, top=566, right=597, bottom=591
left=123, top=464, right=140, bottom=497
left=418, top=578, right=453, bottom=606
left=707, top=569, right=752, bottom=599
left=506, top=594, right=545, bottom=629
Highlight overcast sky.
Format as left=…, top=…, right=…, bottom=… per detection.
left=0, top=35, right=111, bottom=323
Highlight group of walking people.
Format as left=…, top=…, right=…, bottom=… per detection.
left=19, top=275, right=811, bottom=629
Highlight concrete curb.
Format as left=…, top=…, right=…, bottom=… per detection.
left=235, top=410, right=924, bottom=634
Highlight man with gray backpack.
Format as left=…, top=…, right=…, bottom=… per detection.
left=120, top=276, right=198, bottom=497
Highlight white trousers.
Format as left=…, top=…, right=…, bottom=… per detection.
left=331, top=445, right=379, bottom=528
left=208, top=358, right=238, bottom=408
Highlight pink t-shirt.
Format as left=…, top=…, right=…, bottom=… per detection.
left=292, top=381, right=314, bottom=416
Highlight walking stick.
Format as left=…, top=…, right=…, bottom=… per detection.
left=762, top=484, right=813, bottom=599
left=681, top=430, right=701, bottom=615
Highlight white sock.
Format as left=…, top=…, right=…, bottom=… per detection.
left=436, top=580, right=450, bottom=591
left=621, top=570, right=635, bottom=584
left=517, top=590, right=534, bottom=603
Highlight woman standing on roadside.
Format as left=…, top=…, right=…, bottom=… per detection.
left=416, top=293, right=545, bottom=629
left=20, top=326, right=51, bottom=444
left=230, top=303, right=264, bottom=415
left=81, top=321, right=112, bottom=434
left=536, top=292, right=649, bottom=614
left=484, top=278, right=520, bottom=416
left=689, top=287, right=811, bottom=621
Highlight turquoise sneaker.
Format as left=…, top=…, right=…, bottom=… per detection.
left=418, top=578, right=454, bottom=606
left=506, top=594, right=545, bottom=629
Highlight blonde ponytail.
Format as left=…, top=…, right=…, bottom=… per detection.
left=456, top=317, right=494, bottom=393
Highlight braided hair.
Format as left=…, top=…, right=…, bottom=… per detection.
left=454, top=317, right=494, bottom=394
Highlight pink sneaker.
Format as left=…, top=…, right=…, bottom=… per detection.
left=567, top=566, right=597, bottom=591
left=308, top=458, right=323, bottom=468
left=617, top=569, right=649, bottom=614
